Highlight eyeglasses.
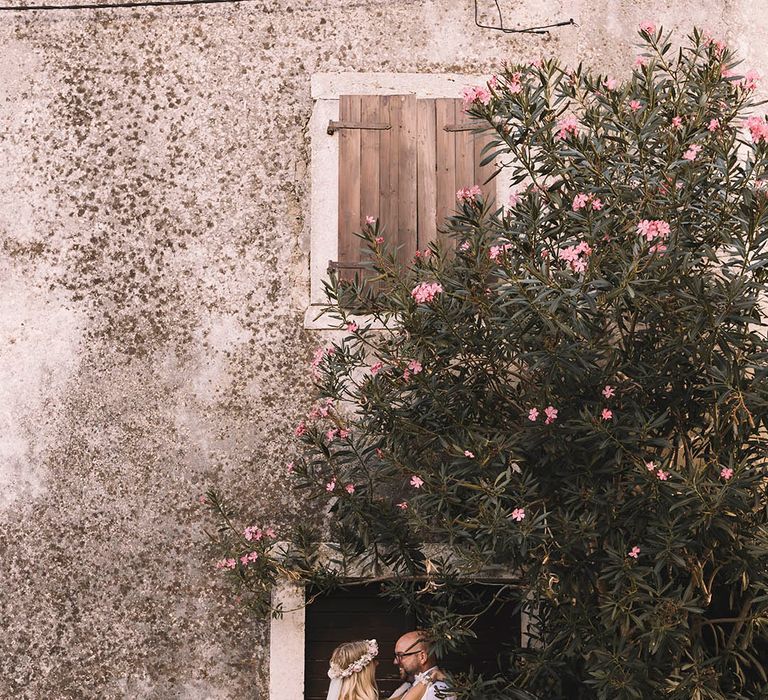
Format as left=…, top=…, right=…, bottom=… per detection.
left=394, top=649, right=423, bottom=661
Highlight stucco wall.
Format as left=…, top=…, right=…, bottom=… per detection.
left=0, top=1, right=765, bottom=698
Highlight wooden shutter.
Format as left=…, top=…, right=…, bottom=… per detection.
left=337, top=94, right=418, bottom=276
left=427, top=98, right=496, bottom=247
left=336, top=95, right=496, bottom=274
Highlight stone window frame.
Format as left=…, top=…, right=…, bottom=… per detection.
left=305, top=72, right=512, bottom=330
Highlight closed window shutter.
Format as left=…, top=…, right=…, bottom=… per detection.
left=337, top=94, right=418, bottom=278
left=335, top=95, right=495, bottom=277
left=430, top=97, right=496, bottom=248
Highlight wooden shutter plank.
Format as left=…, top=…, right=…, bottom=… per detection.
left=338, top=95, right=362, bottom=278
left=381, top=95, right=398, bottom=256
left=455, top=102, right=476, bottom=203
left=435, top=98, right=457, bottom=242
left=360, top=95, right=381, bottom=230
left=417, top=98, right=437, bottom=249
left=397, top=94, right=418, bottom=263
left=473, top=117, right=496, bottom=205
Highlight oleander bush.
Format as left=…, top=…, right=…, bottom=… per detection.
left=207, top=25, right=768, bottom=700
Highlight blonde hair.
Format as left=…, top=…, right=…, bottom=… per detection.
left=330, top=640, right=379, bottom=700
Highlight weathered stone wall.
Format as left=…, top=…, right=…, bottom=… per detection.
left=0, top=1, right=764, bottom=697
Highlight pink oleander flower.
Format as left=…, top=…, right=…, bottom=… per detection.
left=345, top=483, right=355, bottom=494
left=605, top=77, right=619, bottom=91
left=639, top=20, right=656, bottom=34
left=311, top=345, right=334, bottom=368
left=657, top=469, right=670, bottom=481
left=555, top=115, right=579, bottom=139
left=636, top=219, right=671, bottom=243
left=464, top=450, right=475, bottom=458
left=746, top=115, right=768, bottom=143
left=247, top=551, right=259, bottom=562
left=240, top=554, right=250, bottom=566
left=375, top=235, right=384, bottom=244
left=461, top=85, right=492, bottom=107
left=411, top=281, right=444, bottom=304
left=365, top=215, right=376, bottom=225
left=410, top=475, right=424, bottom=488
left=402, top=369, right=411, bottom=381
left=508, top=190, right=522, bottom=207
left=294, top=420, right=307, bottom=437
left=742, top=70, right=760, bottom=91
left=326, top=428, right=339, bottom=441
left=683, top=143, right=702, bottom=161
left=339, top=428, right=351, bottom=439
left=326, top=479, right=336, bottom=492
left=721, top=467, right=734, bottom=480
left=629, top=100, right=642, bottom=112
left=214, top=558, right=237, bottom=570
left=459, top=241, right=471, bottom=251
left=511, top=507, right=526, bottom=522
left=649, top=242, right=667, bottom=254
left=602, top=385, right=615, bottom=399
left=308, top=398, right=333, bottom=420
left=244, top=526, right=263, bottom=541
left=346, top=321, right=358, bottom=332
left=645, top=460, right=657, bottom=471
left=408, top=359, right=423, bottom=374
left=507, top=73, right=523, bottom=95
left=634, top=55, right=648, bottom=68
left=456, top=184, right=483, bottom=203
left=672, top=115, right=683, bottom=128
left=544, top=406, right=558, bottom=425
left=489, top=243, right=513, bottom=260
left=396, top=501, right=408, bottom=510
left=601, top=408, right=613, bottom=420
left=370, top=361, right=383, bottom=375
left=572, top=193, right=603, bottom=211
left=488, top=74, right=499, bottom=90
left=707, top=36, right=726, bottom=56
left=572, top=193, right=589, bottom=211
left=708, top=118, right=720, bottom=132
left=558, top=240, right=592, bottom=273
left=528, top=407, right=539, bottom=421
left=628, top=546, right=641, bottom=559
left=265, top=527, right=276, bottom=538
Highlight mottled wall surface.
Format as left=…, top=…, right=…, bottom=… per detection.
left=0, top=1, right=765, bottom=698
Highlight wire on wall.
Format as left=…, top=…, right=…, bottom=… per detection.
left=474, top=0, right=575, bottom=35
left=0, top=0, right=424, bottom=12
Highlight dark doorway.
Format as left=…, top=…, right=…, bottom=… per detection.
left=304, top=582, right=521, bottom=699
left=304, top=583, right=413, bottom=699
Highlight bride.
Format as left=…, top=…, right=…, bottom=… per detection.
left=326, top=640, right=443, bottom=700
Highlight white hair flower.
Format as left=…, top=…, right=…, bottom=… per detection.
left=327, top=639, right=378, bottom=679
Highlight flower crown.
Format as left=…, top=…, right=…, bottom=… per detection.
left=328, top=639, right=378, bottom=679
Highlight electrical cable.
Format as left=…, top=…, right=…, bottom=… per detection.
left=474, top=0, right=575, bottom=35
left=0, top=0, right=424, bottom=12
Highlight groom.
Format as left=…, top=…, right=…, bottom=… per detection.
left=389, top=631, right=454, bottom=699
